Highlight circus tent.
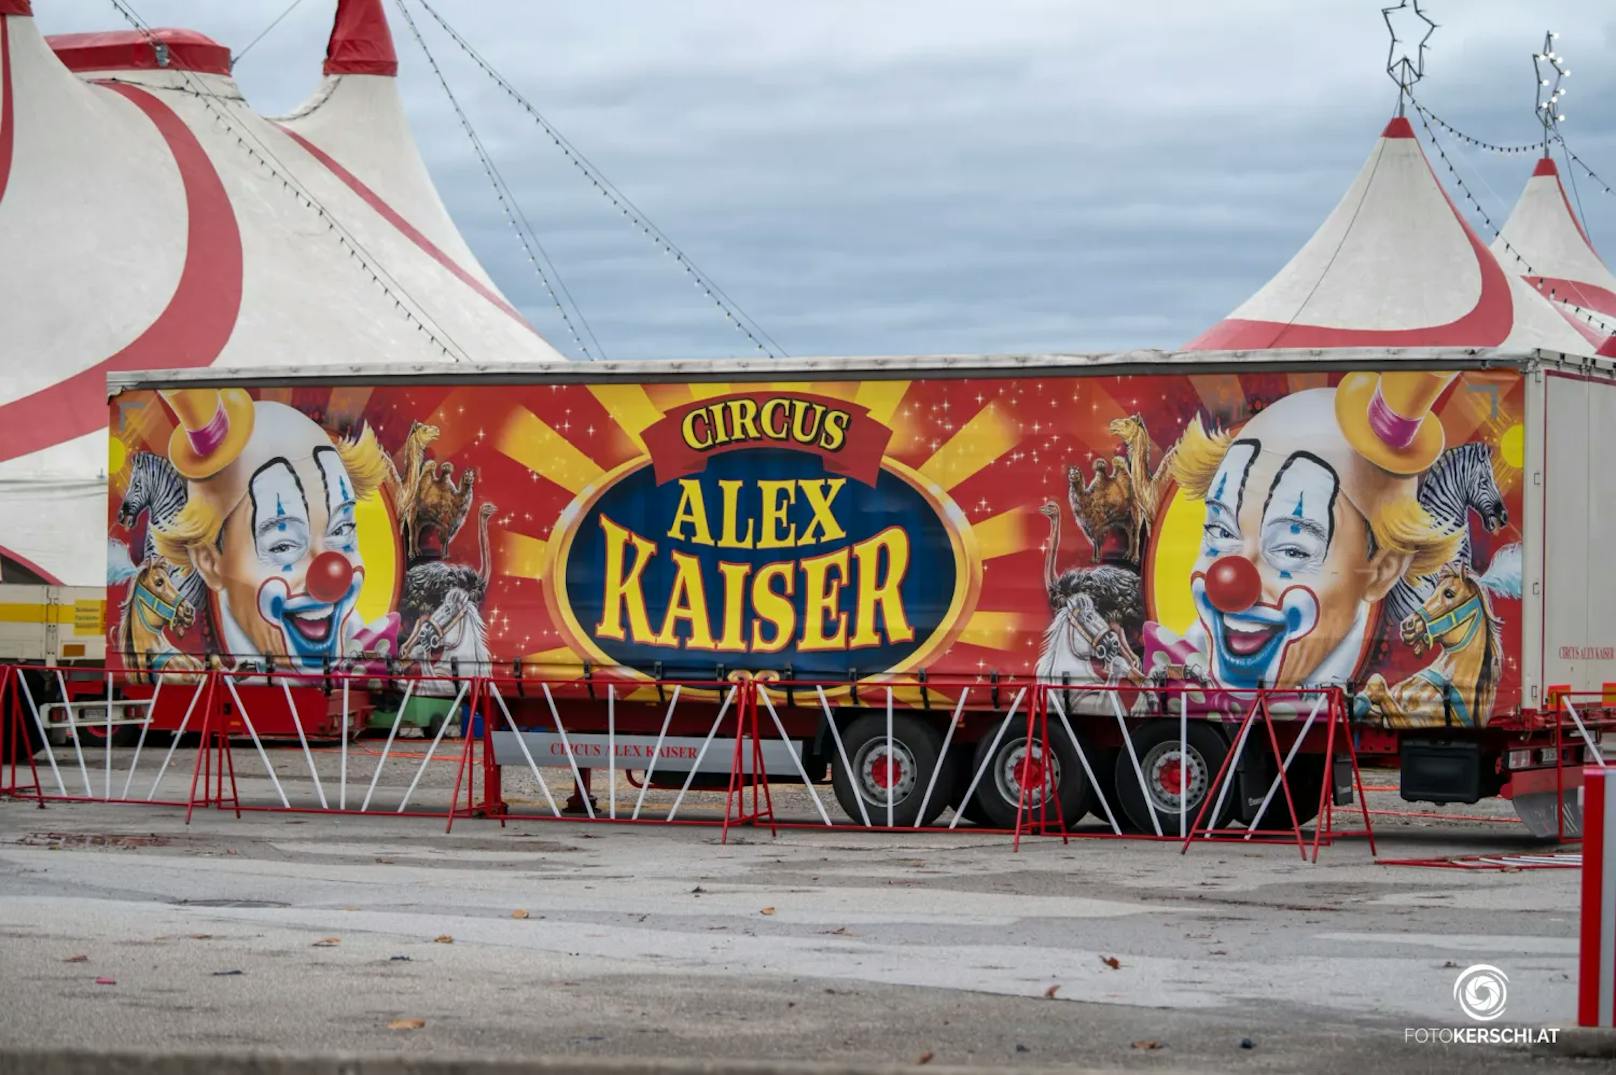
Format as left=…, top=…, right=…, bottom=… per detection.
left=0, top=0, right=563, bottom=587
left=1492, top=155, right=1616, bottom=357
left=1186, top=116, right=1593, bottom=356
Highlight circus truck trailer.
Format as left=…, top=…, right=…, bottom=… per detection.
left=93, top=349, right=1616, bottom=834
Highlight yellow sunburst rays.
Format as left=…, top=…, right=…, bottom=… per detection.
left=1188, top=373, right=1250, bottom=424
left=108, top=391, right=174, bottom=486
left=1285, top=370, right=1331, bottom=394
left=909, top=401, right=1041, bottom=677
left=492, top=403, right=619, bottom=681
left=1435, top=372, right=1528, bottom=491
left=422, top=387, right=520, bottom=458
left=324, top=386, right=375, bottom=430
left=1064, top=380, right=1136, bottom=458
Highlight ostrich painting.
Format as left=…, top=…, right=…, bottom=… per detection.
left=1036, top=501, right=1145, bottom=688
left=399, top=502, right=497, bottom=685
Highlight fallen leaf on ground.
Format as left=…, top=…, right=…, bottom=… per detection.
left=690, top=885, right=705, bottom=895
left=189, top=934, right=213, bottom=941
left=915, top=1051, right=935, bottom=1065
left=434, top=935, right=454, bottom=944
left=387, top=1018, right=426, bottom=1031
left=1131, top=1040, right=1162, bottom=1051
left=312, top=937, right=341, bottom=947
left=511, top=909, right=529, bottom=920
left=94, top=977, right=116, bottom=986
left=1101, top=956, right=1122, bottom=970
left=1044, top=984, right=1060, bottom=999
left=63, top=955, right=88, bottom=963
left=760, top=906, right=776, bottom=916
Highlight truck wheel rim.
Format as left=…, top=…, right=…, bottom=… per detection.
left=1140, top=741, right=1208, bottom=813
left=994, top=738, right=1060, bottom=808
left=855, top=740, right=917, bottom=805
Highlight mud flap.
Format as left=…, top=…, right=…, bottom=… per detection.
left=1511, top=788, right=1581, bottom=839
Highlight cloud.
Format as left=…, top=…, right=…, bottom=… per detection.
left=36, top=0, right=1616, bottom=359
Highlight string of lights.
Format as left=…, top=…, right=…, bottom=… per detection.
left=103, top=0, right=472, bottom=362
left=1560, top=145, right=1616, bottom=204
left=394, top=0, right=604, bottom=361
left=413, top=0, right=787, bottom=358
left=1414, top=106, right=1613, bottom=340
left=1409, top=102, right=1544, bottom=156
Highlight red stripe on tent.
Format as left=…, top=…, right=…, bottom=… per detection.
left=0, top=544, right=62, bottom=586
left=324, top=0, right=398, bottom=77
left=0, top=3, right=32, bottom=17
left=278, top=125, right=538, bottom=334
left=0, top=82, right=241, bottom=465
left=1528, top=276, right=1616, bottom=319
left=0, top=18, right=13, bottom=204
left=1189, top=134, right=1513, bottom=351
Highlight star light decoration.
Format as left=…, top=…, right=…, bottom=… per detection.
left=1381, top=0, right=1437, bottom=106
left=1533, top=31, right=1569, bottom=141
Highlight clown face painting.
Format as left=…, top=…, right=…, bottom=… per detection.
left=1169, top=380, right=1459, bottom=691
left=205, top=441, right=364, bottom=664
left=149, top=391, right=395, bottom=674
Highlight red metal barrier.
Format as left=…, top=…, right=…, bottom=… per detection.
left=0, top=663, right=1375, bottom=857
left=1553, top=693, right=1616, bottom=843
left=1581, top=767, right=1616, bottom=1027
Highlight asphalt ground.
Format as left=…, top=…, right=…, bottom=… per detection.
left=0, top=740, right=1607, bottom=1073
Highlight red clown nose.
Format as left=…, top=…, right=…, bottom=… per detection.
left=306, top=551, right=355, bottom=604
left=1204, top=554, right=1261, bottom=614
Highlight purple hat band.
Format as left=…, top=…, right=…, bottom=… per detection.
left=186, top=401, right=231, bottom=457
left=1366, top=385, right=1422, bottom=451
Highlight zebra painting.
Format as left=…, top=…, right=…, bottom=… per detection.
left=1383, top=443, right=1509, bottom=628
left=116, top=452, right=206, bottom=613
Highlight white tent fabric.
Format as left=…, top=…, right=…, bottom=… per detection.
left=0, top=0, right=562, bottom=586
left=1492, top=156, right=1616, bottom=357
left=1187, top=116, right=1593, bottom=356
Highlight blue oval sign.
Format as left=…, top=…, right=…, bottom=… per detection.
left=546, top=395, right=975, bottom=679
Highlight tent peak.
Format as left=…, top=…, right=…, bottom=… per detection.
left=1381, top=116, right=1415, bottom=140
left=47, top=28, right=231, bottom=76
left=324, top=0, right=397, bottom=77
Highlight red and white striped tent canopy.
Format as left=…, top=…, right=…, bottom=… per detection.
left=0, top=0, right=562, bottom=587
left=1187, top=116, right=1593, bottom=356
left=1493, top=156, right=1616, bottom=358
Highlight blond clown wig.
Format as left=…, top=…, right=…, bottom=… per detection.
left=1169, top=414, right=1460, bottom=581
left=153, top=425, right=389, bottom=566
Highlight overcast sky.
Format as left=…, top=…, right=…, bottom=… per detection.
left=38, top=1, right=1616, bottom=360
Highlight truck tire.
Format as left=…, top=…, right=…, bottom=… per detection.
left=1114, top=720, right=1232, bottom=834
left=79, top=719, right=142, bottom=749
left=967, top=720, right=1094, bottom=830
left=1248, top=754, right=1325, bottom=830
left=830, top=713, right=951, bottom=828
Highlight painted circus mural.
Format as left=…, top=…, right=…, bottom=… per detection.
left=105, top=370, right=1526, bottom=728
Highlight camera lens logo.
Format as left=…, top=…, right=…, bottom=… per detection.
left=1452, top=964, right=1508, bottom=1022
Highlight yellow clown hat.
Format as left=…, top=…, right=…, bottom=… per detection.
left=1333, top=371, right=1457, bottom=476
left=160, top=388, right=255, bottom=480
